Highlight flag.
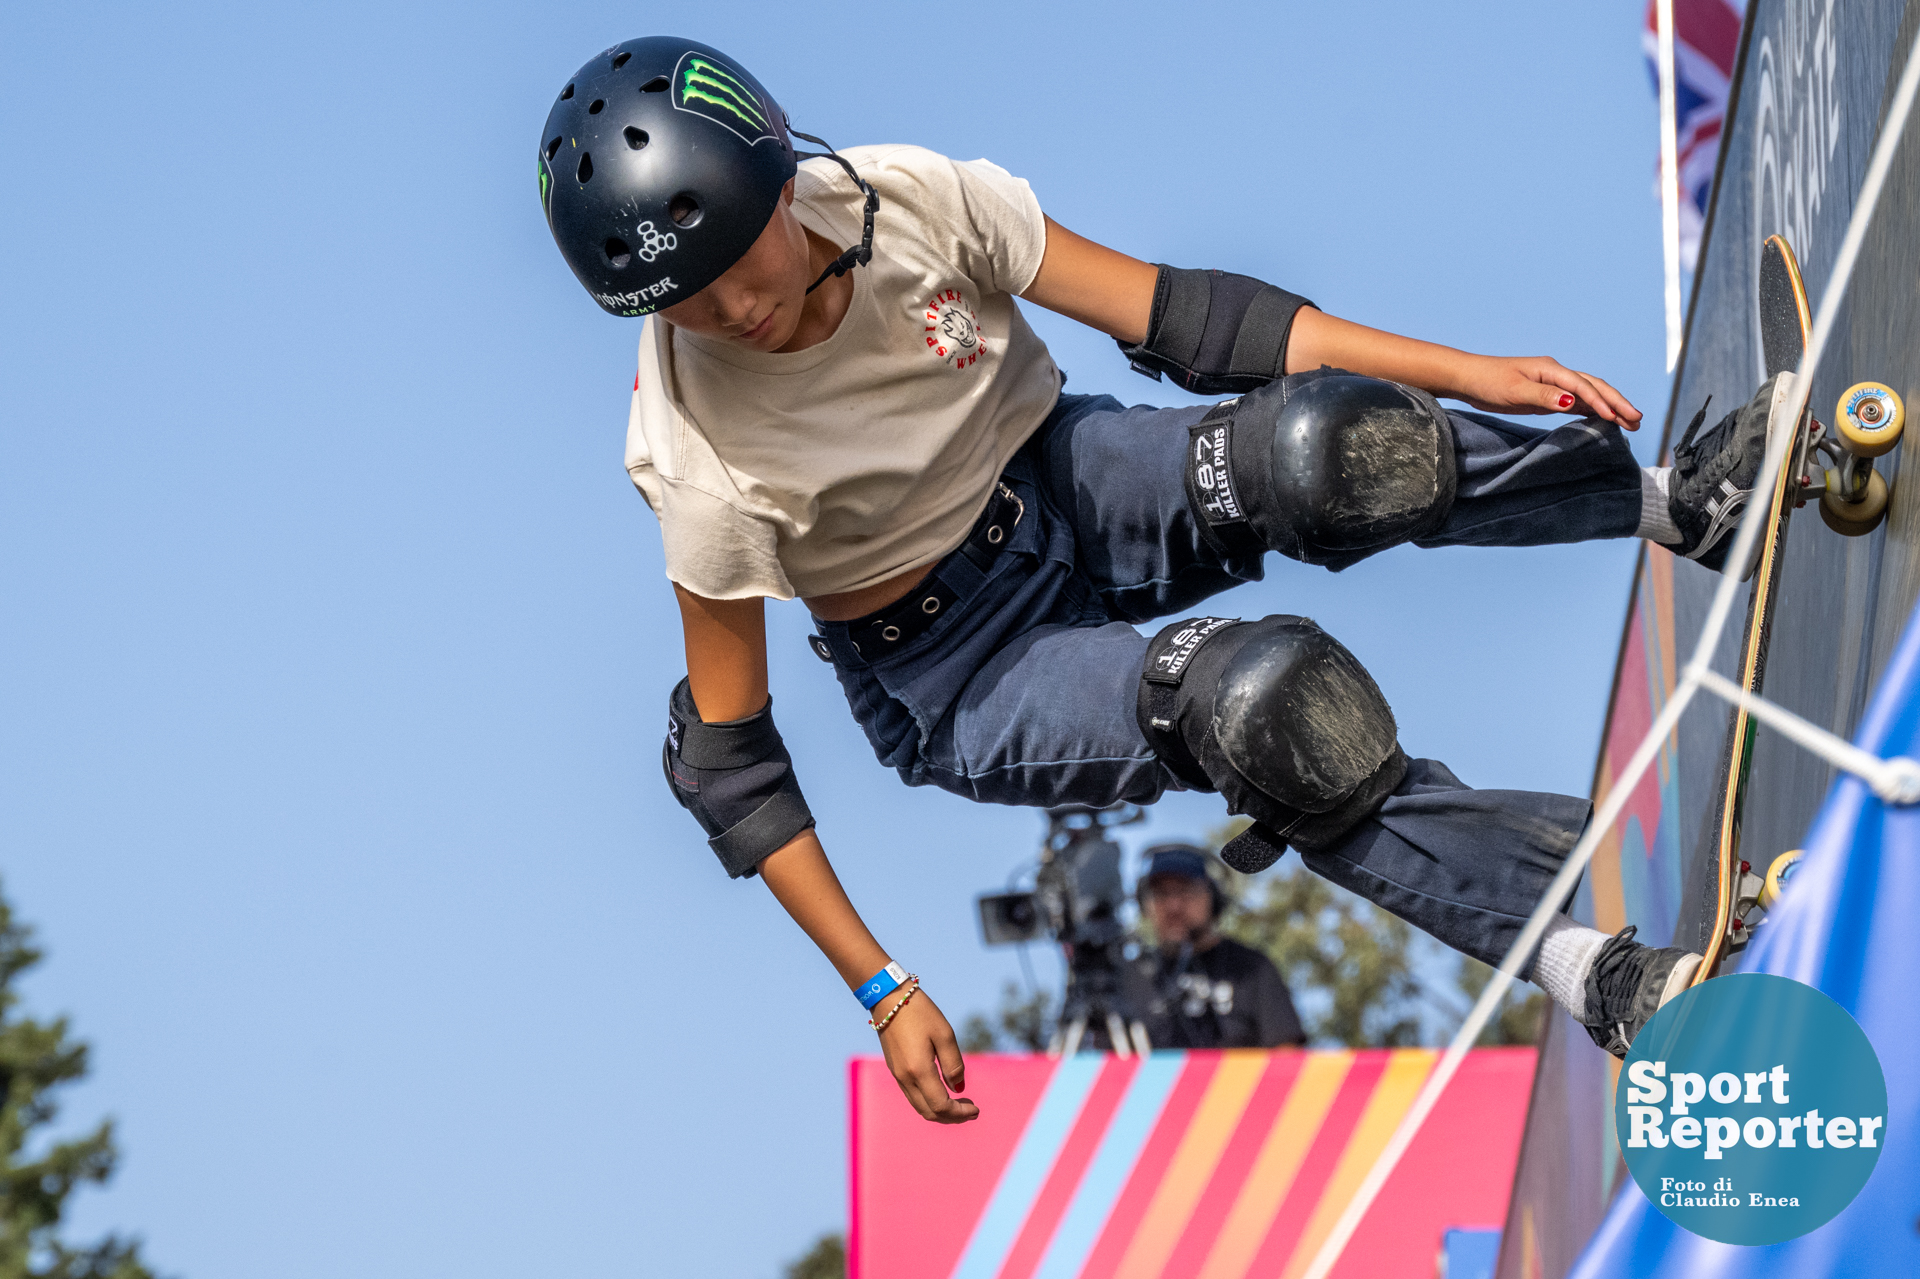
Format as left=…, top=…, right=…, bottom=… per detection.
left=1567, top=594, right=1920, bottom=1275
left=1644, top=0, right=1746, bottom=270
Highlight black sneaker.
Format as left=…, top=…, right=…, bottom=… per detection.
left=1580, top=925, right=1703, bottom=1059
left=1668, top=373, right=1795, bottom=576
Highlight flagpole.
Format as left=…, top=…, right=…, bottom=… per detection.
left=1656, top=0, right=1684, bottom=371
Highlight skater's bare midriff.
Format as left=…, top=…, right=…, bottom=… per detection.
left=806, top=565, right=935, bottom=622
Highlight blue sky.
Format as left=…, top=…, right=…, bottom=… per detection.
left=2, top=2, right=1667, bottom=1275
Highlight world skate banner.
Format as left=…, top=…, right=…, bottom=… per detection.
left=848, top=1046, right=1534, bottom=1279
left=1495, top=544, right=1685, bottom=1278
left=1588, top=545, right=1688, bottom=949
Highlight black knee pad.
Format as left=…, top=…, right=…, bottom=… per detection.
left=1185, top=369, right=1458, bottom=570
left=1137, top=614, right=1408, bottom=873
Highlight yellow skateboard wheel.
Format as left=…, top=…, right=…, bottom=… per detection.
left=1820, top=467, right=1889, bottom=535
left=1836, top=382, right=1905, bottom=457
left=1758, top=849, right=1803, bottom=911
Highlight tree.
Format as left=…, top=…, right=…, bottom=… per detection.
left=0, top=883, right=161, bottom=1279
left=1219, top=857, right=1425, bottom=1048
left=783, top=1232, right=845, bottom=1279
left=958, top=982, right=1052, bottom=1054
left=1447, top=956, right=1547, bottom=1047
left=1213, top=821, right=1543, bottom=1048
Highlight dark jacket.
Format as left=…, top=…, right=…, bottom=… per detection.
left=1122, top=936, right=1306, bottom=1050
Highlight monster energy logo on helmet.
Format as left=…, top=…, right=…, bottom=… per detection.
left=673, top=52, right=779, bottom=145
left=539, top=36, right=811, bottom=317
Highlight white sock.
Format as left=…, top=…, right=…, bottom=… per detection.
left=1637, top=467, right=1680, bottom=545
left=1530, top=915, right=1612, bottom=1022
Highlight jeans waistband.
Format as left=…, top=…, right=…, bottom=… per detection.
left=808, top=482, right=1028, bottom=667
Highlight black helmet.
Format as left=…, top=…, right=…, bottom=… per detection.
left=539, top=38, right=798, bottom=317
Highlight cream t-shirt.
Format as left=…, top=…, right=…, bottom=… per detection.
left=625, top=144, right=1061, bottom=601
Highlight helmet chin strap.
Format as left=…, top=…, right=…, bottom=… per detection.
left=787, top=124, right=879, bottom=294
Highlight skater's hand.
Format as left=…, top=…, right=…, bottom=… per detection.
left=877, top=989, right=979, bottom=1125
left=1453, top=356, right=1642, bottom=428
left=750, top=830, right=977, bottom=1125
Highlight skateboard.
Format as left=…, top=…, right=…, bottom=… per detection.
left=1692, top=235, right=1905, bottom=977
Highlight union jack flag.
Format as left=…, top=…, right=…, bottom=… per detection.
left=1643, top=0, right=1746, bottom=270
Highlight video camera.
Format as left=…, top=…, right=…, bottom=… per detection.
left=976, top=805, right=1149, bottom=1056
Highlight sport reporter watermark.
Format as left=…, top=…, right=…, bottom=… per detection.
left=1614, top=972, right=1886, bottom=1244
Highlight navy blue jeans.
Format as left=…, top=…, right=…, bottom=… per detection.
left=811, top=388, right=1641, bottom=968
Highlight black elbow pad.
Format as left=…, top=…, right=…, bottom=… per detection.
left=1116, top=265, right=1314, bottom=396
left=662, top=678, right=815, bottom=878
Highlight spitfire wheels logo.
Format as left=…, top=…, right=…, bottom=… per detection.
left=633, top=220, right=676, bottom=262
left=923, top=289, right=984, bottom=369
left=673, top=53, right=780, bottom=145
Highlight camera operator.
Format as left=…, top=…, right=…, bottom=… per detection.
left=1123, top=845, right=1305, bottom=1049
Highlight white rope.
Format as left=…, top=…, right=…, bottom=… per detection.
left=1656, top=0, right=1685, bottom=371
left=1692, top=668, right=1920, bottom=804
left=1296, top=28, right=1920, bottom=1279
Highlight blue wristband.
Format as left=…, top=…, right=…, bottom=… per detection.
left=856, top=962, right=909, bottom=1010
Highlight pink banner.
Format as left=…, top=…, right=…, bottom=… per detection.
left=851, top=1047, right=1535, bottom=1279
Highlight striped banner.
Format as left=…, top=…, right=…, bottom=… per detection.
left=850, top=1048, right=1535, bottom=1279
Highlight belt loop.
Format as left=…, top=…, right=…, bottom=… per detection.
left=961, top=482, right=1025, bottom=572
left=808, top=622, right=870, bottom=668
left=944, top=547, right=990, bottom=594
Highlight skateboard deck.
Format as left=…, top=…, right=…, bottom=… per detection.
left=1690, top=233, right=1812, bottom=981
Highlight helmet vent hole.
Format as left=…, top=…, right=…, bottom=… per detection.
left=560, top=83, right=574, bottom=100
left=611, top=51, right=631, bottom=70
left=604, top=238, right=632, bottom=269
left=587, top=99, right=604, bottom=115
left=544, top=136, right=563, bottom=161
left=576, top=152, right=593, bottom=183
left=668, top=194, right=702, bottom=227
left=624, top=127, right=648, bottom=151
left=640, top=75, right=670, bottom=93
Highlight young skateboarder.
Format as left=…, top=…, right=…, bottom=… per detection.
left=539, top=38, right=1774, bottom=1122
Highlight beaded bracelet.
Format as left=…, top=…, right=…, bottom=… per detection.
left=868, top=977, right=922, bottom=1032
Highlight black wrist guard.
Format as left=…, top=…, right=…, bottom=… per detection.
left=1116, top=266, right=1315, bottom=396
left=662, top=678, right=815, bottom=879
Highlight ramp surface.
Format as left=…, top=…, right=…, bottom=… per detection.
left=1498, top=1, right=1920, bottom=1274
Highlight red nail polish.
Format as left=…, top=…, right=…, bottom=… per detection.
left=1558, top=394, right=1575, bottom=409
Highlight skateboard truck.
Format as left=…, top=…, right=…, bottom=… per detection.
left=1726, top=857, right=1765, bottom=952
left=1727, top=848, right=1806, bottom=951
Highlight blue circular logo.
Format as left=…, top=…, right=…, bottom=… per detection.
left=1616, top=972, right=1886, bottom=1244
